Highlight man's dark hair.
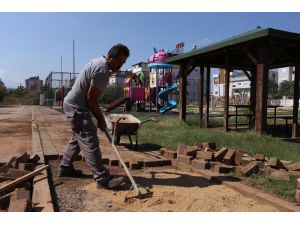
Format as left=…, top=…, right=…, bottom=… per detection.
left=108, top=43, right=130, bottom=58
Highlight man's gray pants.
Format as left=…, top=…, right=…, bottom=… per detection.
left=60, top=102, right=107, bottom=180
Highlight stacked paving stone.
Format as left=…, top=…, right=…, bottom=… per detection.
left=0, top=152, right=40, bottom=212
left=161, top=141, right=300, bottom=201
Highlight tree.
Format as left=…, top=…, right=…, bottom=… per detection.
left=279, top=80, right=294, bottom=99
left=268, top=79, right=280, bottom=99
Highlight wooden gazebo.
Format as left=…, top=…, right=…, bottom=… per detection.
left=164, top=27, right=300, bottom=138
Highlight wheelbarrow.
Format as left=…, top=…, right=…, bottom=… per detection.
left=103, top=113, right=157, bottom=149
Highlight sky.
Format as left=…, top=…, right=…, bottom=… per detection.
left=1, top=12, right=300, bottom=88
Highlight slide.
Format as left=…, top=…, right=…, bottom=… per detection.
left=158, top=84, right=178, bottom=114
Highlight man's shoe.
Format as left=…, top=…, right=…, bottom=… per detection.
left=97, top=175, right=126, bottom=189
left=59, top=165, right=83, bottom=178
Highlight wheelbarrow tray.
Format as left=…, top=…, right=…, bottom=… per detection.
left=104, top=113, right=141, bottom=134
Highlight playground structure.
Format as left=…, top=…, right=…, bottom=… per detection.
left=105, top=48, right=179, bottom=114
left=148, top=48, right=179, bottom=113
left=44, top=71, right=79, bottom=108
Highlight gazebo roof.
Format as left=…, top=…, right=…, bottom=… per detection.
left=165, top=27, right=300, bottom=69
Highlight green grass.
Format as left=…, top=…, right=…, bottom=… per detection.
left=132, top=113, right=300, bottom=163
left=244, top=175, right=298, bottom=202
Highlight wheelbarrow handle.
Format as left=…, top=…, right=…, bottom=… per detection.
left=139, top=117, right=158, bottom=127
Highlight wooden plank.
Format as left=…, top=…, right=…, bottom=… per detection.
left=39, top=128, right=59, bottom=159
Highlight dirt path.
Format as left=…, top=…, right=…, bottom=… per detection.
left=49, top=160, right=281, bottom=212
left=0, top=105, right=32, bottom=162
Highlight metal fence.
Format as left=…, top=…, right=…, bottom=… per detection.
left=44, top=71, right=79, bottom=107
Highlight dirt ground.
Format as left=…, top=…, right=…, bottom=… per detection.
left=0, top=105, right=285, bottom=212
left=48, top=160, right=281, bottom=212
left=0, top=105, right=32, bottom=162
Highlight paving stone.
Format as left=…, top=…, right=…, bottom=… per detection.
left=0, top=194, right=11, bottom=210
left=296, top=178, right=300, bottom=189
left=0, top=168, right=30, bottom=180
left=289, top=171, right=300, bottom=177
left=143, top=159, right=171, bottom=167
left=240, top=162, right=259, bottom=177
left=255, top=153, right=265, bottom=161
left=177, top=155, right=193, bottom=164
left=15, top=152, right=30, bottom=164
left=214, top=147, right=228, bottom=161
left=223, top=149, right=236, bottom=165
left=191, top=159, right=210, bottom=170
left=295, top=190, right=300, bottom=203
left=267, top=157, right=285, bottom=169
left=287, top=162, right=300, bottom=171
left=241, top=157, right=252, bottom=166
left=0, top=164, right=9, bottom=173
left=201, top=142, right=216, bottom=150
left=129, top=162, right=142, bottom=170
left=213, top=163, right=235, bottom=174
left=196, top=151, right=213, bottom=161
left=269, top=170, right=291, bottom=181
left=109, top=159, right=119, bottom=166
left=8, top=198, right=31, bottom=212
left=177, top=144, right=186, bottom=155
left=6, top=157, right=17, bottom=168
left=184, top=146, right=199, bottom=157
left=17, top=163, right=35, bottom=171
left=234, top=151, right=244, bottom=166
left=162, top=149, right=177, bottom=159
left=102, top=158, right=109, bottom=165
left=264, top=165, right=277, bottom=175
left=159, top=148, right=167, bottom=155
left=28, top=154, right=40, bottom=165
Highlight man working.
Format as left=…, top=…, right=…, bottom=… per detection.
left=59, top=43, right=130, bottom=189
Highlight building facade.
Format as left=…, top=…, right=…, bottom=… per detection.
left=25, top=76, right=43, bottom=93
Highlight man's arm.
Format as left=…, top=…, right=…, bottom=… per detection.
left=86, top=84, right=107, bottom=131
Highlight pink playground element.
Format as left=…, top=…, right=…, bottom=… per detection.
left=131, top=87, right=145, bottom=101
left=148, top=49, right=170, bottom=63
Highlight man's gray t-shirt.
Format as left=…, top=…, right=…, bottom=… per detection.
left=64, top=56, right=111, bottom=110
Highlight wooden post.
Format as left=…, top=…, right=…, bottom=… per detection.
left=224, top=65, right=230, bottom=131
left=292, top=58, right=300, bottom=138
left=198, top=64, right=204, bottom=127
left=255, top=48, right=269, bottom=135
left=179, top=64, right=187, bottom=121
left=205, top=65, right=210, bottom=127
left=250, top=68, right=256, bottom=127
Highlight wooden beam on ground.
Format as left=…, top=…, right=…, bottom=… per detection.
left=198, top=64, right=204, bottom=127
left=205, top=65, right=211, bottom=128
left=292, top=57, right=300, bottom=138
